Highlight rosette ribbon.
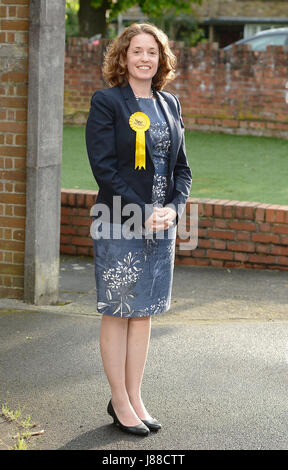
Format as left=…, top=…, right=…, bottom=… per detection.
left=129, top=112, right=150, bottom=170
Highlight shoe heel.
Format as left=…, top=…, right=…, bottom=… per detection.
left=106, top=399, right=149, bottom=436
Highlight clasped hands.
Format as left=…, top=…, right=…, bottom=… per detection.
left=144, top=206, right=177, bottom=232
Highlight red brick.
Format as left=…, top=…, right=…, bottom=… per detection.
left=0, top=121, right=27, bottom=133
left=0, top=287, right=23, bottom=299
left=67, top=193, right=76, bottom=206
left=258, top=223, right=272, bottom=233
left=255, top=208, right=265, bottom=222
left=76, top=226, right=90, bottom=237
left=175, top=248, right=192, bottom=257
left=8, top=6, right=16, bottom=16
left=189, top=248, right=206, bottom=257
left=0, top=216, right=25, bottom=228
left=207, top=229, right=235, bottom=240
left=202, top=204, right=212, bottom=217
left=13, top=206, right=25, bottom=216
left=275, top=210, right=286, bottom=224
left=0, top=193, right=25, bottom=204
left=61, top=225, right=76, bottom=235
left=272, top=225, right=288, bottom=235
left=14, top=158, right=25, bottom=169
left=0, top=170, right=25, bottom=181
left=1, top=19, right=29, bottom=31
left=198, top=219, right=213, bottom=228
left=175, top=256, right=209, bottom=266
left=243, top=202, right=259, bottom=219
left=279, top=235, right=288, bottom=245
left=0, top=6, right=7, bottom=17
left=2, top=0, right=29, bottom=4
left=229, top=221, right=256, bottom=231
left=0, top=146, right=26, bottom=157
left=211, top=259, right=224, bottom=267
left=74, top=208, right=90, bottom=217
left=248, top=254, right=277, bottom=264
left=255, top=244, right=270, bottom=254
left=223, top=203, right=233, bottom=218
left=60, top=215, right=71, bottom=225
left=1, top=72, right=28, bottom=82
left=71, top=236, right=93, bottom=247
left=227, top=241, right=255, bottom=252
left=271, top=246, right=288, bottom=256
left=60, top=245, right=76, bottom=255
left=251, top=233, right=279, bottom=244
left=206, top=249, right=233, bottom=260
left=16, top=5, right=29, bottom=18
left=234, top=252, right=249, bottom=262
left=0, top=96, right=27, bottom=108
left=213, top=239, right=226, bottom=250
left=236, top=231, right=250, bottom=241
left=266, top=205, right=282, bottom=223
left=0, top=239, right=24, bottom=251
left=77, top=246, right=90, bottom=256
left=213, top=202, right=228, bottom=217
left=223, top=261, right=244, bottom=268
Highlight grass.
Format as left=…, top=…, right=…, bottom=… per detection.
left=1, top=403, right=40, bottom=450
left=62, top=126, right=288, bottom=205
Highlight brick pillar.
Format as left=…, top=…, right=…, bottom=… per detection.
left=0, top=0, right=30, bottom=299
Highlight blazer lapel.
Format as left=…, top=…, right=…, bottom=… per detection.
left=120, top=84, right=179, bottom=175
left=153, top=88, right=178, bottom=175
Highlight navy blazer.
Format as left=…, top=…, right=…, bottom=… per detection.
left=85, top=83, right=192, bottom=227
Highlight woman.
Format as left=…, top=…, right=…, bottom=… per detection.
left=85, top=23, right=192, bottom=437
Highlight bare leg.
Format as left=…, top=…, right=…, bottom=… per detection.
left=100, top=314, right=142, bottom=426
left=125, top=316, right=153, bottom=420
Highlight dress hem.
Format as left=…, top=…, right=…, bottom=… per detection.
left=97, top=302, right=171, bottom=319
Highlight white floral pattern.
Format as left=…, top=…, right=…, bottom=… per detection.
left=93, top=98, right=176, bottom=317
left=152, top=174, right=167, bottom=206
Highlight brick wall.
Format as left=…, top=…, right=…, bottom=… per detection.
left=60, top=189, right=288, bottom=271
left=0, top=0, right=29, bottom=299
left=64, top=38, right=288, bottom=138
left=64, top=38, right=108, bottom=125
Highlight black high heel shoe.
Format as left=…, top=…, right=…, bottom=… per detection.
left=141, top=417, right=162, bottom=432
left=107, top=400, right=150, bottom=437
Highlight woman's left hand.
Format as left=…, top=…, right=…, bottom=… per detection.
left=162, top=206, right=177, bottom=224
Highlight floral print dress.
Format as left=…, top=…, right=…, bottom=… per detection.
left=92, top=97, right=177, bottom=317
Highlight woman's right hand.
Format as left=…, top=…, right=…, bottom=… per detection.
left=144, top=206, right=174, bottom=232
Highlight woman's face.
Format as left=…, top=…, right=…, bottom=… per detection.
left=126, top=33, right=159, bottom=86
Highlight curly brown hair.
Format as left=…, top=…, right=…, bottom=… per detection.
left=102, top=23, right=177, bottom=90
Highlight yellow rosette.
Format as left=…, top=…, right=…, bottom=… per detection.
left=129, top=112, right=150, bottom=170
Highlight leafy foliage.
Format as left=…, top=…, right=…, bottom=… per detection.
left=66, top=0, right=204, bottom=43
left=90, top=0, right=200, bottom=19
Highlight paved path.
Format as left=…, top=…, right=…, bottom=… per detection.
left=0, top=256, right=287, bottom=450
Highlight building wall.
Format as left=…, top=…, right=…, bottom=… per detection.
left=195, top=0, right=288, bottom=19
left=0, top=0, right=29, bottom=299
left=64, top=38, right=288, bottom=139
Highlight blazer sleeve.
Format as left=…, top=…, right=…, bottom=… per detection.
left=165, top=94, right=192, bottom=224
left=85, top=90, right=153, bottom=226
